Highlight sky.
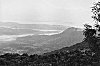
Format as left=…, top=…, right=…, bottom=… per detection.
left=0, top=0, right=99, bottom=27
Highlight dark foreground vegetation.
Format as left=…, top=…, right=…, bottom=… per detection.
left=0, top=48, right=100, bottom=66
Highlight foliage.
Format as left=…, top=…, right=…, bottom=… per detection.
left=83, top=1, right=100, bottom=39
left=92, top=2, right=100, bottom=23
left=83, top=24, right=96, bottom=39
left=0, top=48, right=100, bottom=66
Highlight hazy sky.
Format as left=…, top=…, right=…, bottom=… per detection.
left=0, top=0, right=99, bottom=27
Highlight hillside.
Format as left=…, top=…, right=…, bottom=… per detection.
left=43, top=39, right=89, bottom=55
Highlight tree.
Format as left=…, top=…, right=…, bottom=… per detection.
left=83, top=1, right=100, bottom=38
left=83, top=2, right=100, bottom=54
left=92, top=2, right=100, bottom=28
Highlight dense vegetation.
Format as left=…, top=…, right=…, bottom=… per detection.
left=0, top=48, right=100, bottom=66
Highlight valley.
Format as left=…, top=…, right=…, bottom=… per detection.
left=0, top=22, right=84, bottom=55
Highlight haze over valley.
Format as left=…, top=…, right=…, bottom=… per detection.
left=0, top=22, right=84, bottom=54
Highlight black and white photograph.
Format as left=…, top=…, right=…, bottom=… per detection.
left=0, top=0, right=100, bottom=66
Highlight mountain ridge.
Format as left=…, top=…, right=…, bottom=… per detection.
left=0, top=22, right=67, bottom=30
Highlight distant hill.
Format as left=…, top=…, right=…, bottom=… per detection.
left=0, top=22, right=67, bottom=30
left=0, top=27, right=61, bottom=35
